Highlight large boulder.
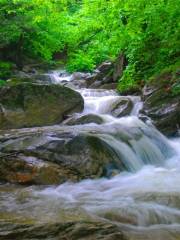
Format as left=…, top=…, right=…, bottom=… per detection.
left=0, top=128, right=122, bottom=184
left=141, top=69, right=180, bottom=136
left=0, top=83, right=84, bottom=129
left=0, top=120, right=174, bottom=185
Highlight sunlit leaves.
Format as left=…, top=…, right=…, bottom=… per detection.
left=0, top=0, right=179, bottom=85
left=0, top=0, right=69, bottom=60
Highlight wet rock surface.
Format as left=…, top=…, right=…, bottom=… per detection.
left=99, top=83, right=118, bottom=90
left=0, top=221, right=126, bottom=240
left=85, top=56, right=127, bottom=89
left=110, top=98, right=133, bottom=118
left=0, top=154, right=78, bottom=185
left=142, top=71, right=180, bottom=136
left=0, top=83, right=84, bottom=129
left=63, top=114, right=104, bottom=125
left=0, top=119, right=174, bottom=185
left=71, top=72, right=91, bottom=81
left=1, top=65, right=180, bottom=240
left=0, top=128, right=120, bottom=183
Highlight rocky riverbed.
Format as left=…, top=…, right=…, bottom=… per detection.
left=0, top=65, right=180, bottom=240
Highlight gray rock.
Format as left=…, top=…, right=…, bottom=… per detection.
left=85, top=73, right=98, bottom=86
left=98, top=83, right=117, bottom=90
left=63, top=114, right=104, bottom=125
left=0, top=119, right=174, bottom=184
left=85, top=55, right=127, bottom=88
left=97, top=61, right=113, bottom=73
left=72, top=72, right=91, bottom=81
left=0, top=83, right=84, bottom=129
left=71, top=79, right=87, bottom=88
left=142, top=70, right=180, bottom=136
left=89, top=80, right=102, bottom=88
left=12, top=70, right=32, bottom=79
left=32, top=74, right=53, bottom=83
left=113, top=53, right=127, bottom=82
left=0, top=131, right=122, bottom=182
left=110, top=98, right=133, bottom=117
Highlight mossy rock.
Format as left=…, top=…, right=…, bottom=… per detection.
left=0, top=221, right=126, bottom=240
left=0, top=83, right=84, bottom=129
left=142, top=67, right=180, bottom=136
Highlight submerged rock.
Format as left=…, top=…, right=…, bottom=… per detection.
left=0, top=83, right=84, bottom=129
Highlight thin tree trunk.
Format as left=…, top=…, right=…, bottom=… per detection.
left=15, top=33, right=24, bottom=70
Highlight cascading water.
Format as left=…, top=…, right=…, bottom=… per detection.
left=48, top=69, right=73, bottom=84
left=0, top=70, right=180, bottom=239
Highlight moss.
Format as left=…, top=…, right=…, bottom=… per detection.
left=171, top=83, right=180, bottom=97
left=0, top=79, right=6, bottom=87
left=148, top=62, right=180, bottom=87
left=0, top=61, right=12, bottom=79
left=0, top=212, right=36, bottom=225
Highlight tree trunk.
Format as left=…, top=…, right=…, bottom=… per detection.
left=15, top=33, right=24, bottom=70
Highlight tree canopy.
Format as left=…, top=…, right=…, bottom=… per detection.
left=0, top=0, right=179, bottom=89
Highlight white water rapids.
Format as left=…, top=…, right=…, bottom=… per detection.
left=1, top=70, right=180, bottom=239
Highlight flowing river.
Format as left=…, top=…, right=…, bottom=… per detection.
left=0, top=70, right=180, bottom=239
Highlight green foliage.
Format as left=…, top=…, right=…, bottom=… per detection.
left=0, top=0, right=70, bottom=62
left=171, top=83, right=180, bottom=96
left=118, top=65, right=138, bottom=92
left=146, top=62, right=180, bottom=97
left=0, top=61, right=12, bottom=79
left=64, top=0, right=180, bottom=90
left=0, top=0, right=179, bottom=92
left=0, top=80, right=7, bottom=87
left=67, top=50, right=95, bottom=72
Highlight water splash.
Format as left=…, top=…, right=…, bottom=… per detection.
left=48, top=70, right=72, bottom=83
